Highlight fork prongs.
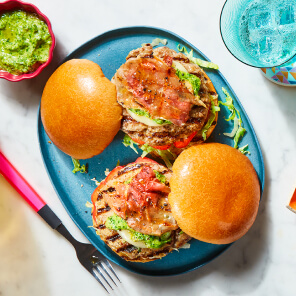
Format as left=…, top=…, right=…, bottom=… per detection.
left=100, top=261, right=118, bottom=287
left=90, top=268, right=111, bottom=294
left=104, top=259, right=121, bottom=283
left=94, top=265, right=114, bottom=291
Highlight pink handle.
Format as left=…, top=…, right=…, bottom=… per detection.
left=0, top=152, right=46, bottom=212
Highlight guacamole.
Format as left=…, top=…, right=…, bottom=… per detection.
left=0, top=10, right=52, bottom=75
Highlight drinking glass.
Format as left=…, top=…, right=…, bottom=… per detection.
left=220, top=0, right=296, bottom=68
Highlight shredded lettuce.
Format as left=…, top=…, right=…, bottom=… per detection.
left=153, top=118, right=172, bottom=125
left=105, top=214, right=171, bottom=249
left=122, top=134, right=138, bottom=154
left=129, top=108, right=150, bottom=118
left=177, top=45, right=219, bottom=70
left=223, top=116, right=239, bottom=137
left=142, top=38, right=168, bottom=48
left=122, top=135, right=177, bottom=168
left=234, top=126, right=246, bottom=149
left=129, top=108, right=172, bottom=125
left=201, top=96, right=220, bottom=140
left=140, top=143, right=176, bottom=168
left=72, top=158, right=87, bottom=174
left=175, top=69, right=201, bottom=95
left=150, top=38, right=168, bottom=47
left=219, top=88, right=247, bottom=150
left=238, top=144, right=250, bottom=155
left=154, top=171, right=166, bottom=184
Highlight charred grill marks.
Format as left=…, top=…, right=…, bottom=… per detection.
left=101, top=187, right=116, bottom=194
left=106, top=234, right=121, bottom=242
left=117, top=244, right=138, bottom=253
left=97, top=224, right=106, bottom=229
left=96, top=205, right=111, bottom=214
left=117, top=163, right=143, bottom=176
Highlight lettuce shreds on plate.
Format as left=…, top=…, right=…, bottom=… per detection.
left=219, top=88, right=248, bottom=151
left=238, top=144, right=250, bottom=155
left=142, top=38, right=168, bottom=48
left=201, top=96, right=220, bottom=141
left=72, top=157, right=88, bottom=174
left=177, top=45, right=219, bottom=70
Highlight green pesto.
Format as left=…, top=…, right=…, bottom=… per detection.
left=175, top=69, right=201, bottom=96
left=154, top=171, right=166, bottom=184
left=0, top=10, right=52, bottom=74
left=129, top=108, right=172, bottom=125
left=105, top=214, right=171, bottom=249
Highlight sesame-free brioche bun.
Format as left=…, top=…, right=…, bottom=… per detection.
left=168, top=143, right=260, bottom=244
left=41, top=59, right=122, bottom=159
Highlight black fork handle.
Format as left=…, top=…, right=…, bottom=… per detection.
left=39, top=205, right=80, bottom=247
left=38, top=204, right=62, bottom=229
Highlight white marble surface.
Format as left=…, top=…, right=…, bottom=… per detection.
left=1, top=0, right=296, bottom=295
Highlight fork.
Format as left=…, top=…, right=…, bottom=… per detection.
left=0, top=152, right=121, bottom=294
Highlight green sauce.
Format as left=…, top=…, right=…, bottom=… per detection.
left=0, top=10, right=52, bottom=74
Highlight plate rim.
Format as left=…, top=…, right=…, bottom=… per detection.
left=37, top=25, right=265, bottom=276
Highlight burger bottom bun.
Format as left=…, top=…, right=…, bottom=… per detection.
left=168, top=143, right=260, bottom=244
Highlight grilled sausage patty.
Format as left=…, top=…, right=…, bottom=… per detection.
left=113, top=45, right=217, bottom=147
left=91, top=160, right=191, bottom=262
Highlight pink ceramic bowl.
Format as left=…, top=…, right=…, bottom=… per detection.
left=0, top=0, right=55, bottom=82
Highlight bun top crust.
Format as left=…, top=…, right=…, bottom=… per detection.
left=41, top=59, right=122, bottom=159
left=168, top=143, right=260, bottom=244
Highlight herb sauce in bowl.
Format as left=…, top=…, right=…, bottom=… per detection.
left=0, top=10, right=52, bottom=75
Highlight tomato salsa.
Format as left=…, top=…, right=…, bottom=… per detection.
left=0, top=10, right=52, bottom=75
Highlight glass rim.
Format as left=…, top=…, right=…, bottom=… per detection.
left=219, top=0, right=296, bottom=69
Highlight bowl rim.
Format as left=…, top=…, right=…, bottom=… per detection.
left=219, top=0, right=296, bottom=69
left=0, top=0, right=56, bottom=82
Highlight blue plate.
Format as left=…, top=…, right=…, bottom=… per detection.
left=38, top=26, right=264, bottom=276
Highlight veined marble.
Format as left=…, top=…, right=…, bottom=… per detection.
left=1, top=1, right=296, bottom=295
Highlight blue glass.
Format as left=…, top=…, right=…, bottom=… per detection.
left=220, top=0, right=296, bottom=67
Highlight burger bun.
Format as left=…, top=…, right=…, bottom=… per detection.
left=169, top=143, right=260, bottom=244
left=41, top=59, right=122, bottom=159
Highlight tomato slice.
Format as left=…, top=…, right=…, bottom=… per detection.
left=135, top=157, right=159, bottom=164
left=131, top=137, right=145, bottom=145
left=105, top=166, right=124, bottom=184
left=152, top=144, right=171, bottom=150
left=173, top=132, right=197, bottom=148
left=131, top=136, right=171, bottom=150
left=91, top=165, right=124, bottom=219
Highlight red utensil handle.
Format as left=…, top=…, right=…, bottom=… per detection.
left=0, top=152, right=46, bottom=212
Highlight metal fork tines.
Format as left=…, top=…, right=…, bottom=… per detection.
left=90, top=258, right=121, bottom=293
left=55, top=223, right=121, bottom=294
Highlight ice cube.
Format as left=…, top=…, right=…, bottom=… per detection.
left=277, top=4, right=295, bottom=25
left=281, top=23, right=296, bottom=57
left=258, top=29, right=282, bottom=55
left=248, top=5, right=273, bottom=30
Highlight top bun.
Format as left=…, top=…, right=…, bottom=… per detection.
left=41, top=59, right=122, bottom=159
left=169, top=143, right=260, bottom=244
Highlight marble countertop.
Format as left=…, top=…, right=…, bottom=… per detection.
left=1, top=0, right=296, bottom=295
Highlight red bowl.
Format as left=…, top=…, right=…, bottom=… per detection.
left=0, top=0, right=55, bottom=82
